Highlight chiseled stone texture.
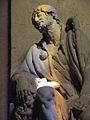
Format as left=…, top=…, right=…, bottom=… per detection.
left=11, top=0, right=90, bottom=73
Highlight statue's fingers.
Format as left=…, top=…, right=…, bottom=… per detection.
left=27, top=90, right=31, bottom=96
left=19, top=90, right=23, bottom=103
left=20, top=90, right=25, bottom=103
left=24, top=89, right=28, bottom=97
left=17, top=91, right=21, bottom=103
left=21, top=90, right=26, bottom=103
left=23, top=89, right=27, bottom=102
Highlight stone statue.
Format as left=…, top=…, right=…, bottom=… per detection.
left=10, top=4, right=90, bottom=120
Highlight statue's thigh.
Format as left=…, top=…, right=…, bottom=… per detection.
left=36, top=87, right=59, bottom=120
left=79, top=104, right=90, bottom=120
left=36, top=87, right=68, bottom=120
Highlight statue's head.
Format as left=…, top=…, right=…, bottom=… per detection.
left=32, top=4, right=59, bottom=33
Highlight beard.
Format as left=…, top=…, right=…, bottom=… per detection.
left=33, top=18, right=52, bottom=33
left=38, top=21, right=53, bottom=33
left=38, top=23, right=47, bottom=33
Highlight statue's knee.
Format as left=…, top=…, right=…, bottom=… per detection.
left=36, top=86, right=55, bottom=108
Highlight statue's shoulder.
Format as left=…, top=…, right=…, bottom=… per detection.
left=27, top=44, right=37, bottom=54
left=26, top=43, right=41, bottom=61
left=29, top=44, right=37, bottom=50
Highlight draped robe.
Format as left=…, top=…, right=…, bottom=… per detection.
left=10, top=17, right=90, bottom=120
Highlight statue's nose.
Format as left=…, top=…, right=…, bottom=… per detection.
left=35, top=16, right=39, bottom=23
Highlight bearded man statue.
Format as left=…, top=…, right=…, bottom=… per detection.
left=10, top=4, right=90, bottom=120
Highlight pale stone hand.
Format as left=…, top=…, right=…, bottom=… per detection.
left=35, top=78, right=60, bottom=89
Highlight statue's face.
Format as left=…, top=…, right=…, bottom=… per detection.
left=32, top=6, right=54, bottom=33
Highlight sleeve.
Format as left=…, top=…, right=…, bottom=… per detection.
left=66, top=16, right=90, bottom=111
left=65, top=16, right=90, bottom=119
left=78, top=36, right=90, bottom=109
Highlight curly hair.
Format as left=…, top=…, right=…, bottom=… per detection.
left=32, top=4, right=60, bottom=29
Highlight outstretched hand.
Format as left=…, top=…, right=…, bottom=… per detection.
left=11, top=71, right=37, bottom=104
left=16, top=78, right=31, bottom=103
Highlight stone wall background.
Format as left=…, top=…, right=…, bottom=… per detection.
left=11, top=0, right=90, bottom=74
